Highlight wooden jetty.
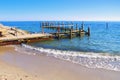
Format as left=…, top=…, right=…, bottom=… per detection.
left=0, top=33, right=53, bottom=46
left=0, top=22, right=91, bottom=46
left=0, top=24, right=53, bottom=46
left=41, top=22, right=90, bottom=39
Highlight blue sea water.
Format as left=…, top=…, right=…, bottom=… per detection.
left=1, top=21, right=120, bottom=71
left=1, top=21, right=120, bottom=55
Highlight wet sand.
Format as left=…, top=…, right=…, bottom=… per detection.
left=0, top=46, right=120, bottom=80
left=0, top=45, right=14, bottom=54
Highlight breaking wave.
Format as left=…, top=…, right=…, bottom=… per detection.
left=16, top=44, right=120, bottom=71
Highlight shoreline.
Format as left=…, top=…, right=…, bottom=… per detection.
left=0, top=45, right=120, bottom=80
left=21, top=44, right=120, bottom=72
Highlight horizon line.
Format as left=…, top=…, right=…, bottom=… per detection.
left=1, top=19, right=120, bottom=22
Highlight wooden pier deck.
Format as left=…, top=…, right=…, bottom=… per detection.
left=49, top=30, right=87, bottom=39
left=0, top=33, right=52, bottom=41
left=0, top=33, right=53, bottom=46
left=41, top=21, right=90, bottom=39
left=0, top=24, right=53, bottom=46
left=0, top=21, right=90, bottom=46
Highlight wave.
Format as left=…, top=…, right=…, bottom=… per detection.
left=16, top=44, right=120, bottom=71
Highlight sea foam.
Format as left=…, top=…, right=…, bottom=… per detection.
left=17, top=44, right=120, bottom=71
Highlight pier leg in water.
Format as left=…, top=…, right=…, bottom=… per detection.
left=65, top=27, right=67, bottom=33
left=57, top=26, right=60, bottom=40
left=88, top=27, right=90, bottom=36
left=81, top=22, right=84, bottom=30
left=42, top=22, right=44, bottom=33
left=42, top=26, right=44, bottom=33
left=70, top=28, right=72, bottom=39
left=57, top=26, right=60, bottom=33
left=79, top=28, right=81, bottom=37
left=62, top=22, right=64, bottom=31
left=76, top=24, right=78, bottom=30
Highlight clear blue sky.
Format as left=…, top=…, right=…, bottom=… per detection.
left=0, top=0, right=120, bottom=21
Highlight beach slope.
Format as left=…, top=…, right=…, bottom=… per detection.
left=0, top=46, right=120, bottom=80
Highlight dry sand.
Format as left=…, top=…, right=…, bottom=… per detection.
left=0, top=46, right=120, bottom=80
left=0, top=46, right=41, bottom=80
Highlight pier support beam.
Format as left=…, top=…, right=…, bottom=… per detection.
left=65, top=27, right=67, bottom=33
left=42, top=26, right=44, bottom=33
left=76, top=24, right=78, bottom=30
left=57, top=26, right=60, bottom=33
left=79, top=28, right=81, bottom=37
left=62, top=22, right=64, bottom=31
left=42, top=22, right=44, bottom=33
left=81, top=22, right=84, bottom=30
left=87, top=27, right=90, bottom=36
left=70, top=28, right=72, bottom=39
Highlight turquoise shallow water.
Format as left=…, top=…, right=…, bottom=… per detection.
left=1, top=21, right=120, bottom=71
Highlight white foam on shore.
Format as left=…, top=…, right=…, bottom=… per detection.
left=16, top=44, right=120, bottom=71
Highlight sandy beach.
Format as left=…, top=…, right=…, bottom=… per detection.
left=0, top=46, right=42, bottom=80
left=0, top=45, right=120, bottom=80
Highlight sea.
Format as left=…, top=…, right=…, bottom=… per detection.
left=1, top=21, right=120, bottom=71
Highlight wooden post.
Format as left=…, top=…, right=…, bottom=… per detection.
left=71, top=22, right=73, bottom=30
left=62, top=22, right=64, bottom=31
left=70, top=28, right=72, bottom=39
left=57, top=26, right=60, bottom=33
left=76, top=24, right=78, bottom=30
left=0, top=31, right=2, bottom=37
left=62, top=22, right=64, bottom=27
left=88, top=27, right=90, bottom=36
left=42, top=22, right=44, bottom=33
left=57, top=25, right=60, bottom=40
left=79, top=27, right=81, bottom=37
left=65, top=27, right=67, bottom=33
left=40, top=22, right=41, bottom=33
left=81, top=22, right=84, bottom=30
